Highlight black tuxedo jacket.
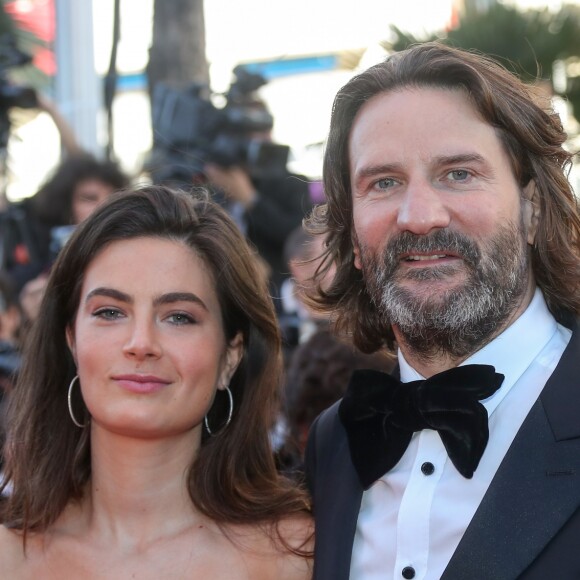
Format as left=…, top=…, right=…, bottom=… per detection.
left=305, top=321, right=580, bottom=579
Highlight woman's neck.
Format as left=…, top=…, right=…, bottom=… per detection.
left=74, top=425, right=205, bottom=550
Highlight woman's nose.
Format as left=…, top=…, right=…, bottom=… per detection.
left=122, top=320, right=162, bottom=360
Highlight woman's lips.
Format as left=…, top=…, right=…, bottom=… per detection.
left=112, top=374, right=172, bottom=394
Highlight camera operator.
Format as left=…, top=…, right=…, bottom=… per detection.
left=204, top=123, right=312, bottom=299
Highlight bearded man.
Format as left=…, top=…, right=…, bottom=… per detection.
left=305, top=42, right=580, bottom=580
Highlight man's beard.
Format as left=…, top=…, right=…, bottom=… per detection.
left=358, top=218, right=530, bottom=362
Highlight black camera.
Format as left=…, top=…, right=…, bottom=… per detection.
left=0, top=36, right=38, bottom=150
left=148, top=66, right=290, bottom=184
left=0, top=38, right=40, bottom=274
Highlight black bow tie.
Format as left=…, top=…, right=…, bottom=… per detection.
left=338, top=365, right=504, bottom=489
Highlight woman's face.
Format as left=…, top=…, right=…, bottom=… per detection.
left=67, top=236, right=242, bottom=442
left=71, top=179, right=116, bottom=224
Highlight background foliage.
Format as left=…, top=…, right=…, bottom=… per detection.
left=384, top=2, right=580, bottom=125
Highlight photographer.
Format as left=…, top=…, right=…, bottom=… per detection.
left=204, top=131, right=312, bottom=298
left=0, top=79, right=129, bottom=292
left=12, top=152, right=129, bottom=323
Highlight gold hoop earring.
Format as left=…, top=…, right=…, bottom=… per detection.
left=67, top=375, right=88, bottom=428
left=204, top=386, right=233, bottom=436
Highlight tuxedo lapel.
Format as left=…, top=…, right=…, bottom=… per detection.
left=443, top=322, right=580, bottom=580
left=307, top=403, right=363, bottom=580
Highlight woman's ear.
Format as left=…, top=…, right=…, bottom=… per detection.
left=523, top=180, right=540, bottom=246
left=218, top=332, right=243, bottom=390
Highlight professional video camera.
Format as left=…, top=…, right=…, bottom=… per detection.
left=0, top=37, right=40, bottom=274
left=0, top=36, right=38, bottom=150
left=149, top=66, right=290, bottom=184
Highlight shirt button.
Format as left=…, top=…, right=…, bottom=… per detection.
left=402, top=566, right=416, bottom=579
left=421, top=461, right=435, bottom=475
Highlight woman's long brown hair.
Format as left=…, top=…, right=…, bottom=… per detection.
left=1, top=186, right=311, bottom=550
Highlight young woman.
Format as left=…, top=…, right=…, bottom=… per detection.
left=0, top=185, right=313, bottom=578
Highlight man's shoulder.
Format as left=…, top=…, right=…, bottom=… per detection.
left=305, top=401, right=346, bottom=490
left=309, top=400, right=343, bottom=442
left=553, top=309, right=578, bottom=331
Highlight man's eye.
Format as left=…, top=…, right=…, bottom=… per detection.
left=448, top=169, right=471, bottom=181
left=376, top=178, right=397, bottom=189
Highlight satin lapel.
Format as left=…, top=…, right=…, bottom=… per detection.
left=443, top=322, right=580, bottom=580
left=310, top=404, right=364, bottom=580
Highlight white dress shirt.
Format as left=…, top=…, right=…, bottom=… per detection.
left=350, top=289, right=572, bottom=580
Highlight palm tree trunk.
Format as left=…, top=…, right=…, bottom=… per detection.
left=147, top=0, right=209, bottom=97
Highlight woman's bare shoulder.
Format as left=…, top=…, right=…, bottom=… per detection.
left=0, top=525, right=27, bottom=574
left=273, top=514, right=314, bottom=580
left=238, top=514, right=314, bottom=580
left=276, top=513, right=314, bottom=553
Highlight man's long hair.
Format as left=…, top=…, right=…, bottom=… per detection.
left=307, top=42, right=580, bottom=353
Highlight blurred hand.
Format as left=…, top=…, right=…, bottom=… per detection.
left=35, top=92, right=53, bottom=113
left=35, top=93, right=83, bottom=156
left=19, top=273, right=49, bottom=323
left=204, top=163, right=257, bottom=208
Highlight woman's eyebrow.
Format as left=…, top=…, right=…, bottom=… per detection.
left=153, top=292, right=208, bottom=311
left=85, top=287, right=132, bottom=303
left=84, top=289, right=209, bottom=312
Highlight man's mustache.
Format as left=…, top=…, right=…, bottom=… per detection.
left=382, top=230, right=481, bottom=274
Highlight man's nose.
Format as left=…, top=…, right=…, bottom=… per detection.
left=122, top=319, right=162, bottom=360
left=396, top=179, right=451, bottom=235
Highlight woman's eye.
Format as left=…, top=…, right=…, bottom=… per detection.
left=167, top=312, right=195, bottom=326
left=93, top=308, right=123, bottom=320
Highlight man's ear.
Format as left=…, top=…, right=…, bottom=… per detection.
left=219, top=332, right=243, bottom=390
left=66, top=326, right=77, bottom=365
left=522, top=180, right=540, bottom=246
left=352, top=231, right=362, bottom=270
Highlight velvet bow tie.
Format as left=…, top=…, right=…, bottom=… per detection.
left=338, top=365, right=505, bottom=489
